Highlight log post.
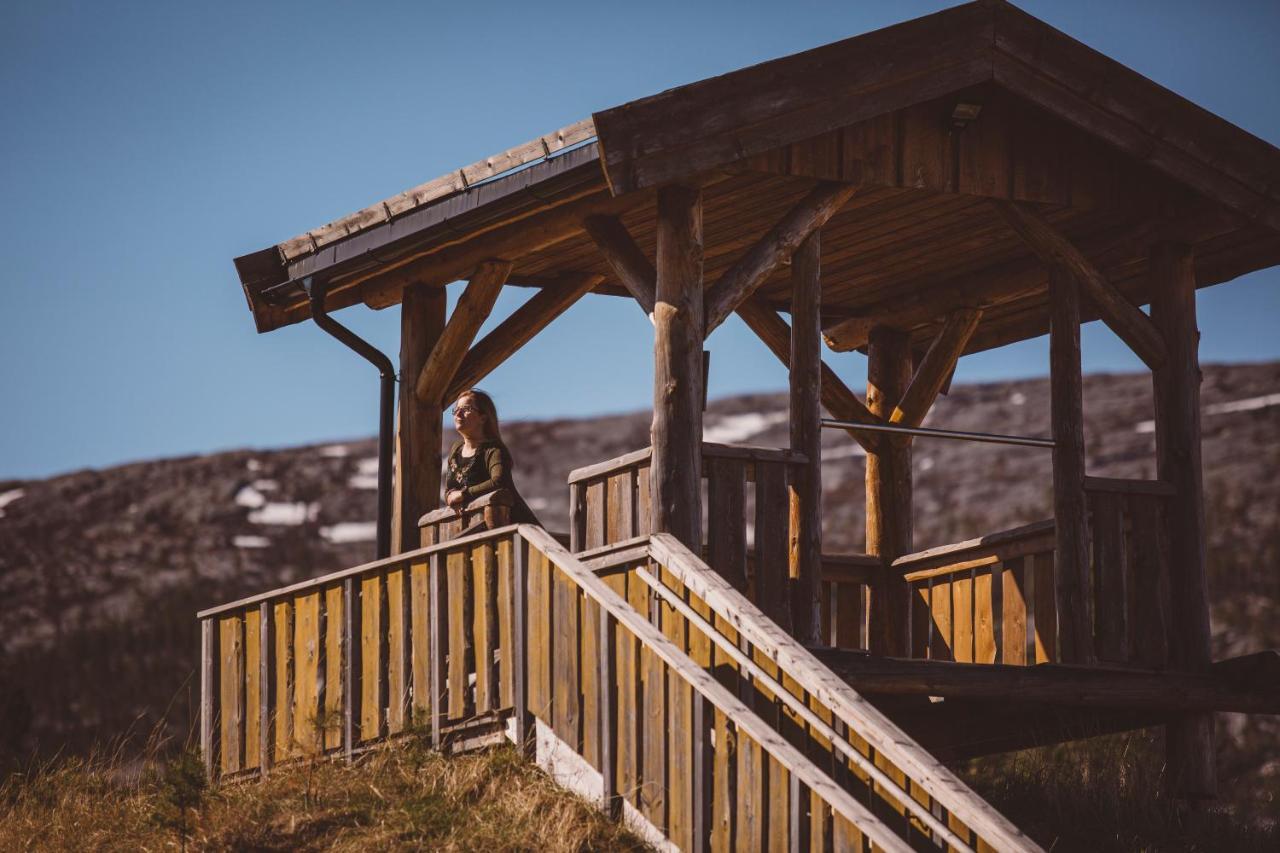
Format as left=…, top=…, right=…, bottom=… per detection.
left=1048, top=266, right=1094, bottom=664
left=866, top=326, right=912, bottom=656
left=393, top=284, right=445, bottom=553
left=1150, top=241, right=1216, bottom=799
left=789, top=232, right=823, bottom=645
left=651, top=184, right=704, bottom=548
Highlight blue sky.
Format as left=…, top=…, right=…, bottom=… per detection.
left=2, top=0, right=1277, bottom=480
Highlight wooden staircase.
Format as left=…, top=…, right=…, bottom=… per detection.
left=199, top=522, right=1040, bottom=851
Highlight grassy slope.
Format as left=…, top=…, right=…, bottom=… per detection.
left=0, top=737, right=649, bottom=852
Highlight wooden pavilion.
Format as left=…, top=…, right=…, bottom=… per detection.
left=212, top=2, right=1280, bottom=847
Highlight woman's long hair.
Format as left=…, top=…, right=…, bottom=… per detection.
left=457, top=388, right=504, bottom=445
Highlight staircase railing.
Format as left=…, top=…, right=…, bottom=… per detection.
left=568, top=442, right=877, bottom=649
left=199, top=524, right=1038, bottom=850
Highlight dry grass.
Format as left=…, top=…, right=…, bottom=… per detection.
left=0, top=734, right=650, bottom=852
left=960, top=731, right=1279, bottom=853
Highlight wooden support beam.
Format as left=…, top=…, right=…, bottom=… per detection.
left=414, top=260, right=512, bottom=405
left=704, top=182, right=857, bottom=334
left=735, top=297, right=883, bottom=454
left=810, top=651, right=1280, bottom=715
left=991, top=200, right=1167, bottom=370
left=789, top=232, right=822, bottom=645
left=890, top=307, right=983, bottom=429
left=445, top=272, right=604, bottom=402
left=651, top=184, right=704, bottom=548
left=1150, top=241, right=1216, bottom=800
left=866, top=326, right=912, bottom=657
left=1048, top=266, right=1093, bottom=665
left=582, top=215, right=656, bottom=316
left=393, top=284, right=445, bottom=553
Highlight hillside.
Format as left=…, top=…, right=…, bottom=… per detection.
left=1, top=362, right=1277, bottom=820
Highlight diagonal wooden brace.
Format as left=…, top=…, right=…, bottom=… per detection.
left=991, top=200, right=1167, bottom=371
left=415, top=259, right=511, bottom=405
left=445, top=272, right=604, bottom=402
left=583, top=215, right=656, bottom=317
left=735, top=297, right=884, bottom=453
left=704, top=182, right=858, bottom=335
left=891, top=307, right=984, bottom=430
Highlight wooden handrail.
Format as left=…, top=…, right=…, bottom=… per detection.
left=646, top=532, right=1041, bottom=853
left=566, top=441, right=807, bottom=484
left=417, top=488, right=511, bottom=527
left=517, top=525, right=910, bottom=851
left=196, top=524, right=520, bottom=619
left=891, top=519, right=1055, bottom=578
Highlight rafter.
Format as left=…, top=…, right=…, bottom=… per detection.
left=735, top=297, right=883, bottom=453
left=891, top=308, right=984, bottom=429
left=445, top=272, right=604, bottom=403
left=991, top=200, right=1167, bottom=370
left=704, top=182, right=858, bottom=334
left=582, top=215, right=656, bottom=316
left=415, top=259, right=511, bottom=405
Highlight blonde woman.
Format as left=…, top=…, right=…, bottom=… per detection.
left=444, top=389, right=539, bottom=527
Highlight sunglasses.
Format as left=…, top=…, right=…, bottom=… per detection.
left=452, top=405, right=478, bottom=417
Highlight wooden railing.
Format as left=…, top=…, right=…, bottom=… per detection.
left=198, top=524, right=525, bottom=780
left=199, top=525, right=1039, bottom=850
left=895, top=477, right=1175, bottom=667
left=567, top=443, right=876, bottom=649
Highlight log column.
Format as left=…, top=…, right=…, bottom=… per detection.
left=651, top=184, right=704, bottom=548
left=1150, top=242, right=1216, bottom=799
left=789, top=233, right=823, bottom=645
left=1048, top=266, right=1093, bottom=664
left=394, top=284, right=446, bottom=553
left=866, top=326, right=912, bottom=656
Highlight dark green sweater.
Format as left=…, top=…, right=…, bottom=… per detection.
left=444, top=440, right=538, bottom=524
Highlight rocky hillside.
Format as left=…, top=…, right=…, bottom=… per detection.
left=1, top=363, right=1277, bottom=811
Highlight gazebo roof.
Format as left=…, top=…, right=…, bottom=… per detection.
left=234, top=0, right=1280, bottom=356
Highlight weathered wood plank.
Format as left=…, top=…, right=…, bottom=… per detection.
left=219, top=615, right=244, bottom=774
left=273, top=601, right=293, bottom=761
left=527, top=549, right=552, bottom=722
left=244, top=610, right=261, bottom=770
left=1092, top=492, right=1128, bottom=662
left=473, top=543, right=498, bottom=714
left=582, top=591, right=601, bottom=769
left=755, top=461, right=792, bottom=632
left=706, top=456, right=748, bottom=592
left=497, top=539, right=515, bottom=709
left=1032, top=552, right=1058, bottom=663
left=447, top=549, right=474, bottom=720
left=324, top=585, right=344, bottom=751
left=385, top=569, right=409, bottom=733
left=1002, top=558, right=1029, bottom=666
left=1129, top=498, right=1170, bottom=668
left=975, top=567, right=997, bottom=664
left=586, top=479, right=606, bottom=551
left=410, top=561, right=430, bottom=721
left=738, top=730, right=764, bottom=852
left=952, top=571, right=975, bottom=664
left=552, top=566, right=582, bottom=750
left=293, top=591, right=322, bottom=754
left=359, top=575, right=383, bottom=741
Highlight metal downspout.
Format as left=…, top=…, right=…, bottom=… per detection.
left=304, top=276, right=394, bottom=560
